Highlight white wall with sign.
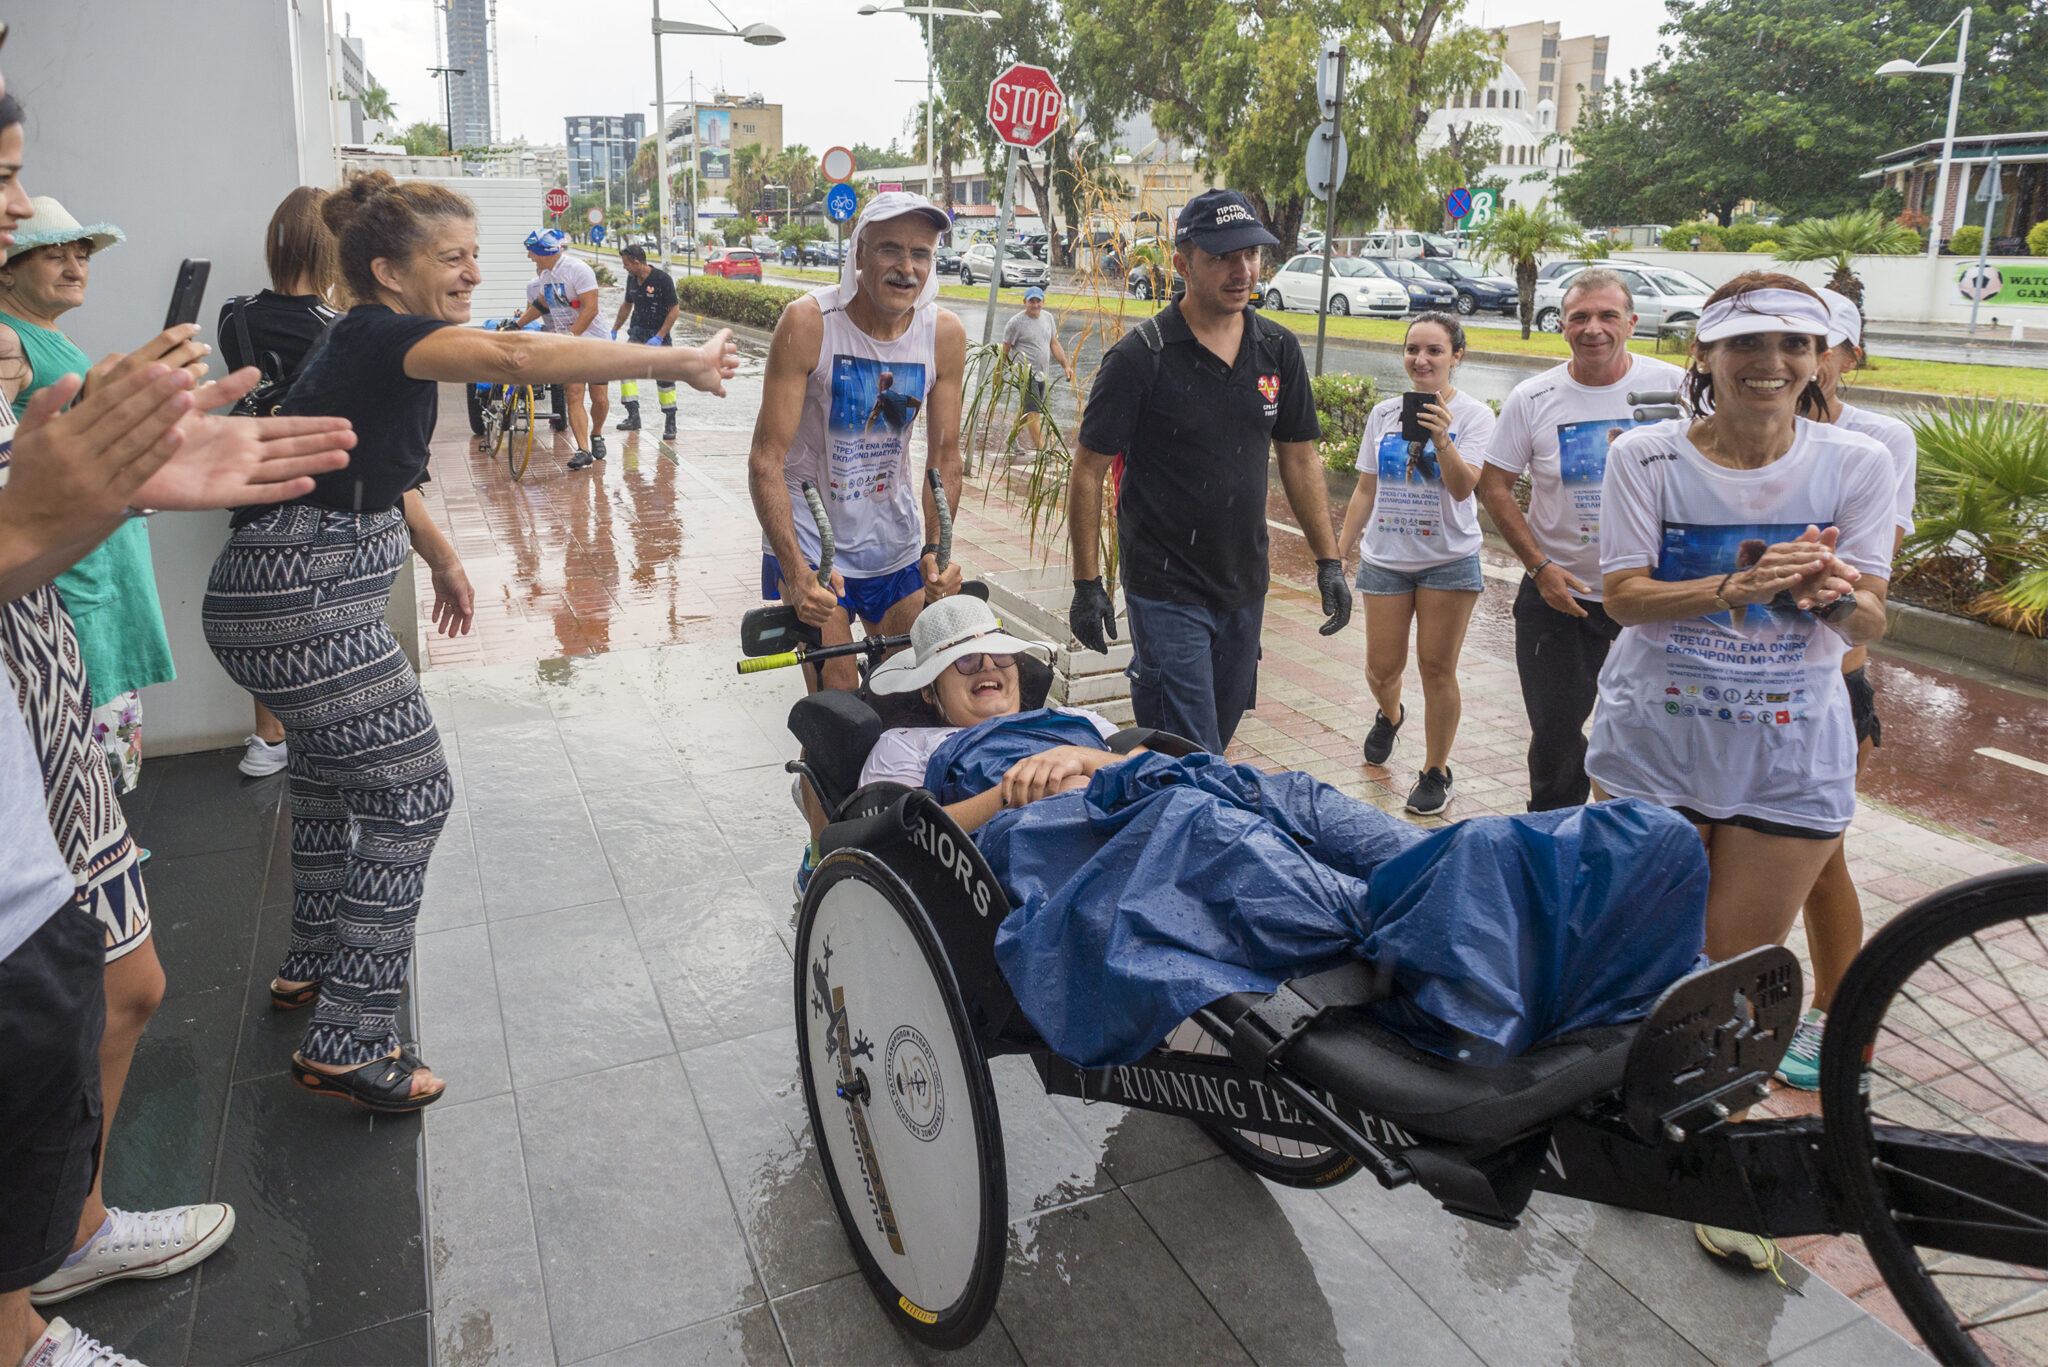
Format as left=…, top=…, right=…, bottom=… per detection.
left=1591, top=249, right=2048, bottom=328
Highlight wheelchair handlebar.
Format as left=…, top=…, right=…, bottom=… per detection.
left=732, top=632, right=913, bottom=676
left=1628, top=389, right=1681, bottom=406
left=801, top=480, right=833, bottom=589
left=927, top=468, right=952, bottom=573
left=737, top=652, right=802, bottom=674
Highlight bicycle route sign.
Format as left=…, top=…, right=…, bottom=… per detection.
left=826, top=182, right=858, bottom=222
left=1446, top=187, right=1473, bottom=220
left=544, top=187, right=570, bottom=215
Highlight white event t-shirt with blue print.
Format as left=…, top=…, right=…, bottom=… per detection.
left=1355, top=390, right=1495, bottom=572
left=1584, top=418, right=1897, bottom=831
left=1484, top=353, right=1686, bottom=600
left=526, top=255, right=611, bottom=339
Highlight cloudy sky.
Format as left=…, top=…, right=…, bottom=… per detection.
left=350, top=0, right=1672, bottom=159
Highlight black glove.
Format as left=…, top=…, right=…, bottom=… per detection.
left=1316, top=559, right=1352, bottom=636
left=1069, top=577, right=1117, bottom=654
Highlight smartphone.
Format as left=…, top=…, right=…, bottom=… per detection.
left=1399, top=390, right=1434, bottom=444
left=163, top=258, right=211, bottom=331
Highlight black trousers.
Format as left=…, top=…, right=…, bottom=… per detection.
left=1512, top=575, right=1622, bottom=812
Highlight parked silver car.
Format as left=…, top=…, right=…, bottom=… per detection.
left=959, top=243, right=1050, bottom=289
left=1532, top=263, right=1713, bottom=336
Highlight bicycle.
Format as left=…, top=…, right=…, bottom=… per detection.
left=479, top=381, right=538, bottom=480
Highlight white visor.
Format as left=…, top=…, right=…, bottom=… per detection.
left=1694, top=287, right=1832, bottom=343
left=1820, top=288, right=1862, bottom=349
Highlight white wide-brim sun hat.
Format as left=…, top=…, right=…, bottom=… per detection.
left=868, top=595, right=1052, bottom=696
left=1693, top=286, right=1831, bottom=344
left=4, top=196, right=125, bottom=262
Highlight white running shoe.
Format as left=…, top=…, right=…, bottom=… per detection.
left=29, top=1204, right=236, bottom=1305
left=238, top=735, right=288, bottom=777
left=18, top=1318, right=146, bottom=1367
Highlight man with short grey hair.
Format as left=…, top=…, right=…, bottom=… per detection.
left=1477, top=268, right=1685, bottom=810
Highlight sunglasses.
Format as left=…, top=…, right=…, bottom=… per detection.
left=950, top=652, right=1015, bottom=676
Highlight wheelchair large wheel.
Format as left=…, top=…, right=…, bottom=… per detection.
left=794, top=851, right=1007, bottom=1348
left=1162, top=1022, right=1360, bottom=1188
left=1820, top=866, right=2048, bottom=1366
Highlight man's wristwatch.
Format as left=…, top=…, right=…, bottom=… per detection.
left=1711, top=571, right=1737, bottom=613
left=921, top=543, right=940, bottom=559
left=1818, top=592, right=1859, bottom=624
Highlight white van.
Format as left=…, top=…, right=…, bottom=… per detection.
left=1359, top=229, right=1429, bottom=260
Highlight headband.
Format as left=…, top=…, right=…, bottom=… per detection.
left=1694, top=287, right=1831, bottom=343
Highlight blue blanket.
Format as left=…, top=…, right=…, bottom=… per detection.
left=925, top=711, right=1709, bottom=1069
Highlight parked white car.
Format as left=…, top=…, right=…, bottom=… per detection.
left=1263, top=255, right=1409, bottom=316
left=1532, top=263, right=1715, bottom=336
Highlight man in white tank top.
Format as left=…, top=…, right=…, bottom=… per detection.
left=747, top=191, right=966, bottom=692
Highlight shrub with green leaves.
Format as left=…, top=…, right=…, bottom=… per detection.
left=1901, top=402, right=2048, bottom=634
left=1948, top=225, right=1984, bottom=257
left=674, top=276, right=804, bottom=331
left=1312, top=372, right=1378, bottom=472
left=592, top=262, right=617, bottom=287
left=1747, top=241, right=1778, bottom=254
left=2032, top=220, right=2048, bottom=257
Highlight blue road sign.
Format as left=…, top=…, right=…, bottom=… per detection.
left=827, top=183, right=858, bottom=222
left=589, top=223, right=607, bottom=244
left=1446, top=187, right=1473, bottom=220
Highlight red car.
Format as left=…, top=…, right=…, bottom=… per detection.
left=705, top=248, right=762, bottom=281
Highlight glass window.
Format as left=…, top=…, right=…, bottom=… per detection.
left=1539, top=85, right=1553, bottom=101
left=1541, top=36, right=1558, bottom=57
left=1540, top=62, right=1555, bottom=81
left=1486, top=89, right=1497, bottom=108
left=1331, top=259, right=1375, bottom=278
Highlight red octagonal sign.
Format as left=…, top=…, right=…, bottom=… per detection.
left=987, top=63, right=1063, bottom=150
left=544, top=187, right=570, bottom=215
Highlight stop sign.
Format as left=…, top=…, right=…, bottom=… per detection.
left=544, top=187, right=570, bottom=215
left=987, top=63, right=1063, bottom=149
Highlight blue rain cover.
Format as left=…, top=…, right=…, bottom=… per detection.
left=926, top=722, right=1708, bottom=1070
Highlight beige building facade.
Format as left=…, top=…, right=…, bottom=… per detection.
left=1495, top=20, right=1608, bottom=138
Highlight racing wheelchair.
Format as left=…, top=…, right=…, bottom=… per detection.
left=739, top=480, right=2048, bottom=1364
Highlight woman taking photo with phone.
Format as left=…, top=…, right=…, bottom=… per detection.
left=1337, top=312, right=1494, bottom=816
left=202, top=170, right=740, bottom=1112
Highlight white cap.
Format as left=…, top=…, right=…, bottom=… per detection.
left=1820, top=288, right=1862, bottom=349
left=837, top=191, right=951, bottom=312
left=1695, top=287, right=1832, bottom=344
left=868, top=595, right=1051, bottom=695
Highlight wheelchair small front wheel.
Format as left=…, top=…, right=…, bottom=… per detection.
left=1820, top=865, right=2048, bottom=1367
left=794, top=851, right=1007, bottom=1348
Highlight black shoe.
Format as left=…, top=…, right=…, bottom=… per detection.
left=661, top=410, right=677, bottom=440
left=567, top=450, right=595, bottom=471
left=615, top=402, right=641, bottom=431
left=1362, top=705, right=1406, bottom=766
left=591, top=436, right=607, bottom=458
left=1406, top=766, right=1454, bottom=816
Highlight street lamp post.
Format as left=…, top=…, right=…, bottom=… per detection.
left=856, top=4, right=1001, bottom=224
left=652, top=4, right=784, bottom=274
left=1877, top=6, right=1972, bottom=259
left=427, top=65, right=466, bottom=162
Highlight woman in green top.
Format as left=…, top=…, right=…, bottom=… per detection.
left=0, top=197, right=173, bottom=791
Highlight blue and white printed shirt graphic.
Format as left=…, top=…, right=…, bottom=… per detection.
left=525, top=255, right=611, bottom=339
left=1484, top=354, right=1685, bottom=601
left=825, top=354, right=926, bottom=511
left=1356, top=390, right=1494, bottom=572
left=1585, top=418, right=1898, bottom=829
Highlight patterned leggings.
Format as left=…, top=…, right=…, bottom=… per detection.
left=203, top=507, right=451, bottom=1067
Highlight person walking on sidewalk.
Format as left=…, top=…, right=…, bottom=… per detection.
left=1335, top=313, right=1494, bottom=815
left=1000, top=286, right=1072, bottom=458
left=610, top=242, right=679, bottom=440
left=513, top=228, right=611, bottom=470
left=1068, top=188, right=1348, bottom=756
left=1477, top=269, right=1685, bottom=811
left=217, top=185, right=343, bottom=779
left=1772, top=287, right=1921, bottom=1092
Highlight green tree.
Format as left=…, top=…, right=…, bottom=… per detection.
left=849, top=142, right=898, bottom=171
left=1465, top=202, right=1586, bottom=337
left=361, top=83, right=395, bottom=125
left=400, top=121, right=449, bottom=156
left=1772, top=209, right=1922, bottom=307
left=729, top=141, right=773, bottom=219
left=905, top=101, right=975, bottom=212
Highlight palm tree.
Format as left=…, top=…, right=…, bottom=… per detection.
left=1772, top=211, right=1922, bottom=309
left=1466, top=204, right=1586, bottom=339
left=907, top=100, right=973, bottom=210
left=729, top=142, right=773, bottom=221
left=361, top=82, right=395, bottom=125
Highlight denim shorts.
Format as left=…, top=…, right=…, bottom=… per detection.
left=1354, top=552, right=1485, bottom=595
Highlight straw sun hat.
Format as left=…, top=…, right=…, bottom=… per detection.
left=4, top=196, right=125, bottom=262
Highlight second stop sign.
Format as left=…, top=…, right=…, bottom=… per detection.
left=987, top=63, right=1063, bottom=149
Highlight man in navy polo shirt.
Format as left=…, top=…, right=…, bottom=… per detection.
left=1066, top=188, right=1350, bottom=753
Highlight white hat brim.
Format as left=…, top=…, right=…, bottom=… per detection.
left=868, top=629, right=1053, bottom=695
left=1694, top=314, right=1831, bottom=344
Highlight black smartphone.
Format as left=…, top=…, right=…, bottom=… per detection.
left=163, top=258, right=211, bottom=330
left=1400, top=390, right=1434, bottom=444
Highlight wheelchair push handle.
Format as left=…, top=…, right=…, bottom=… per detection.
left=732, top=632, right=912, bottom=676
left=1628, top=388, right=1685, bottom=422
left=926, top=468, right=952, bottom=573
left=801, top=480, right=834, bottom=590
left=737, top=652, right=803, bottom=674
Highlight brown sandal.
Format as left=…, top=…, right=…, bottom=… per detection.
left=291, top=1049, right=445, bottom=1113
left=270, top=978, right=320, bottom=1011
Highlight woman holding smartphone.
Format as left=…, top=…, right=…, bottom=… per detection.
left=1337, top=313, right=1495, bottom=816
left=202, top=170, right=739, bottom=1112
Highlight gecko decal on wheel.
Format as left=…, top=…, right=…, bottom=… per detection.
left=811, top=938, right=905, bottom=1255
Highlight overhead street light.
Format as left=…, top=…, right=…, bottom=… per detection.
left=857, top=3, right=1001, bottom=229
left=651, top=3, right=786, bottom=274
left=1875, top=6, right=1971, bottom=259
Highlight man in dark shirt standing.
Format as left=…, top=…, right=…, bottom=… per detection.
left=1067, top=189, right=1350, bottom=753
left=611, top=243, right=681, bottom=440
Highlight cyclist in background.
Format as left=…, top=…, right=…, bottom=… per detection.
left=513, top=228, right=610, bottom=471
left=610, top=243, right=679, bottom=441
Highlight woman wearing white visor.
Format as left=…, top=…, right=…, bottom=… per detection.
left=1583, top=273, right=1897, bottom=1270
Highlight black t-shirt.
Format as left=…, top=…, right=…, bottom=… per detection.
left=216, top=290, right=339, bottom=383
left=623, top=267, right=678, bottom=336
left=1077, top=302, right=1319, bottom=608
left=235, top=304, right=453, bottom=525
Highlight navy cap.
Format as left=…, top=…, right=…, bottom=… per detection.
left=1175, top=189, right=1279, bottom=255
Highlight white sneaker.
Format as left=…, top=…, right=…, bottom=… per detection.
left=238, top=734, right=288, bottom=777
left=29, top=1204, right=236, bottom=1306
left=18, top=1318, right=146, bottom=1367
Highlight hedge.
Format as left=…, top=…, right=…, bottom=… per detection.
left=2032, top=220, right=2048, bottom=257
left=674, top=276, right=804, bottom=332
left=1948, top=225, right=1984, bottom=257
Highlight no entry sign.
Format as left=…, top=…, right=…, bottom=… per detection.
left=544, top=187, right=570, bottom=215
left=819, top=145, right=855, bottom=184
left=987, top=63, right=1063, bottom=149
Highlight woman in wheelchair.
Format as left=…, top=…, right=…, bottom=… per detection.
left=852, top=597, right=1713, bottom=1073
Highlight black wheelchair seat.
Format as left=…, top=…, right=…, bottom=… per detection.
left=1215, top=992, right=1636, bottom=1151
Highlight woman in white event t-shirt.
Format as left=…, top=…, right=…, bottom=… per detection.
left=1337, top=313, right=1495, bottom=818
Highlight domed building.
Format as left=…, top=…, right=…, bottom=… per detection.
left=1419, top=60, right=1578, bottom=212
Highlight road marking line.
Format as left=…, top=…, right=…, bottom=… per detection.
left=1976, top=747, right=2048, bottom=779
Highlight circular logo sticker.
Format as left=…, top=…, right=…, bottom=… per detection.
left=886, top=1025, right=946, bottom=1143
